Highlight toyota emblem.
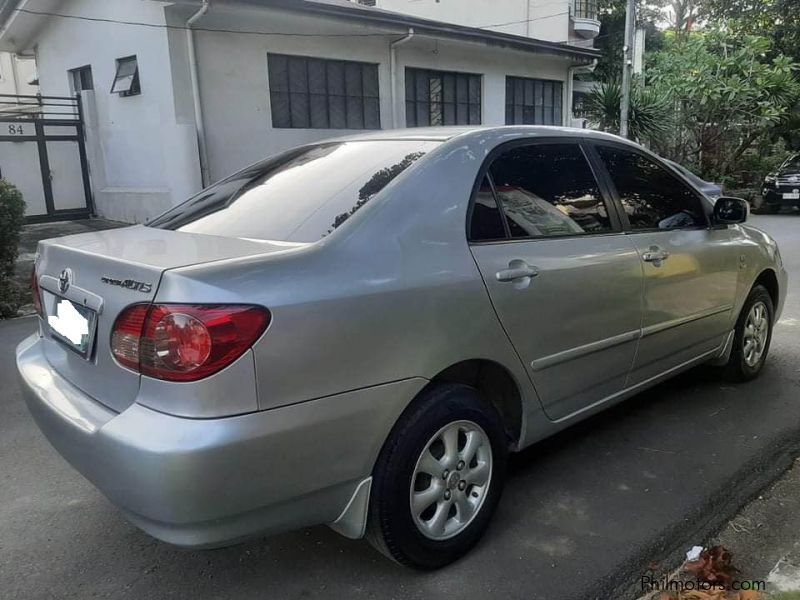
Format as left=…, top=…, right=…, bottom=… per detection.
left=58, top=268, right=73, bottom=294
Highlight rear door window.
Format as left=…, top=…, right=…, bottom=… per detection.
left=479, top=143, right=613, bottom=239
left=469, top=176, right=507, bottom=241
left=148, top=140, right=438, bottom=242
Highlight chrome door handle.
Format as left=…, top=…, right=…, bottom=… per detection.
left=641, top=247, right=670, bottom=263
left=496, top=260, right=539, bottom=283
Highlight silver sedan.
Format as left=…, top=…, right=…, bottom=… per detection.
left=17, top=126, right=787, bottom=569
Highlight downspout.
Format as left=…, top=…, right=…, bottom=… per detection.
left=186, top=0, right=210, bottom=187
left=10, top=54, right=21, bottom=94
left=0, top=0, right=28, bottom=43
left=525, top=0, right=531, bottom=37
left=566, top=58, right=597, bottom=127
left=389, top=28, right=414, bottom=129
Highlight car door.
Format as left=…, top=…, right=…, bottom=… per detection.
left=590, top=142, right=738, bottom=384
left=468, top=140, right=644, bottom=421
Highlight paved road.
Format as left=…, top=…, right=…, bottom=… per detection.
left=2, top=215, right=799, bottom=600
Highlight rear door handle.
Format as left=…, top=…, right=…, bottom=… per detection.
left=496, top=260, right=539, bottom=283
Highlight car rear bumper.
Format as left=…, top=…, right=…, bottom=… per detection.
left=16, top=333, right=424, bottom=548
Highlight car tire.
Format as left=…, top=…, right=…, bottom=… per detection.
left=366, top=383, right=507, bottom=569
left=724, top=284, right=774, bottom=382
left=765, top=203, right=781, bottom=214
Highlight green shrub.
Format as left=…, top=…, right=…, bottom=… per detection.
left=0, top=179, right=25, bottom=278
left=0, top=276, right=20, bottom=318
left=724, top=187, right=760, bottom=203
left=582, top=80, right=672, bottom=144
left=0, top=179, right=25, bottom=318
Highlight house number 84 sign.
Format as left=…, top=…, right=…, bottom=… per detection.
left=7, top=124, right=30, bottom=135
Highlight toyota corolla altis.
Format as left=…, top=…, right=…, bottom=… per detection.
left=17, top=127, right=786, bottom=569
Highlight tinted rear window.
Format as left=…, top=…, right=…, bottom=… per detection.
left=148, top=140, right=438, bottom=242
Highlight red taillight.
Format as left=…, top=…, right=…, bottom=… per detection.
left=31, top=266, right=43, bottom=317
left=111, top=304, right=270, bottom=382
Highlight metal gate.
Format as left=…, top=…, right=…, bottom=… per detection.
left=0, top=93, right=94, bottom=222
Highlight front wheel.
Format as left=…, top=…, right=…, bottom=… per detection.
left=366, top=384, right=507, bottom=569
left=724, top=285, right=774, bottom=381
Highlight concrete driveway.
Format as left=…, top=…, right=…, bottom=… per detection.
left=2, top=215, right=799, bottom=600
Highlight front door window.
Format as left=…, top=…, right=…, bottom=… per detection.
left=595, top=146, right=707, bottom=230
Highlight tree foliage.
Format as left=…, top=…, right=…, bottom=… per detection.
left=697, top=0, right=800, bottom=157
left=645, top=30, right=800, bottom=177
left=594, top=0, right=666, bottom=82
left=699, top=0, right=800, bottom=62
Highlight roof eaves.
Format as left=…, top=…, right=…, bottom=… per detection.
left=245, top=0, right=601, bottom=61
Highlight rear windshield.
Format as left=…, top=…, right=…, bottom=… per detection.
left=148, top=140, right=439, bottom=242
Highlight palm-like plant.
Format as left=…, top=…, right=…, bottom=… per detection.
left=582, top=81, right=672, bottom=142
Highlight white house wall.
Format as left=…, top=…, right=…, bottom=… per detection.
left=398, top=39, right=570, bottom=126
left=187, top=8, right=397, bottom=183
left=21, top=1, right=584, bottom=222
left=33, top=0, right=201, bottom=222
left=0, top=53, right=38, bottom=95
left=190, top=6, right=575, bottom=183
left=371, top=0, right=574, bottom=43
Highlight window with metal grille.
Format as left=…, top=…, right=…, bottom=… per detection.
left=505, top=77, right=563, bottom=126
left=268, top=54, right=380, bottom=130
left=110, top=56, right=140, bottom=96
left=68, top=65, right=93, bottom=93
left=405, top=68, right=481, bottom=127
left=575, top=0, right=598, bottom=20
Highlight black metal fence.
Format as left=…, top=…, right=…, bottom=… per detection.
left=0, top=93, right=93, bottom=222
left=0, top=93, right=81, bottom=122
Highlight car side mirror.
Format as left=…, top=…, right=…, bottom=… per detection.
left=713, top=196, right=748, bottom=225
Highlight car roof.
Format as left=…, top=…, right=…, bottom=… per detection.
left=333, top=125, right=635, bottom=145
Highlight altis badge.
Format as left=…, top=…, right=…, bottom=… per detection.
left=101, top=276, right=153, bottom=293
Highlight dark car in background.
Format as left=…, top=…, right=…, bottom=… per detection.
left=665, top=159, right=723, bottom=200
left=762, top=153, right=800, bottom=213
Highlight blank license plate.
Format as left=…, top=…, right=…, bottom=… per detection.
left=783, top=191, right=800, bottom=200
left=45, top=292, right=97, bottom=358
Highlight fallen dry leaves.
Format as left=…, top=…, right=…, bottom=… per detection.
left=683, top=546, right=740, bottom=588
left=653, top=546, right=765, bottom=600
left=657, top=592, right=762, bottom=600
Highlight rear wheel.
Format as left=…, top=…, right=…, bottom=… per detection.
left=724, top=285, right=774, bottom=381
left=366, top=384, right=507, bottom=569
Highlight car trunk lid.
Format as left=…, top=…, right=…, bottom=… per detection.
left=35, top=225, right=301, bottom=413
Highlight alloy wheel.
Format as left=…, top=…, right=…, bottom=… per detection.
left=743, top=300, right=769, bottom=367
left=409, top=420, right=493, bottom=541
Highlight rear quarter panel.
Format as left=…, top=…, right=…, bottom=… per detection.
left=159, top=133, right=541, bottom=439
